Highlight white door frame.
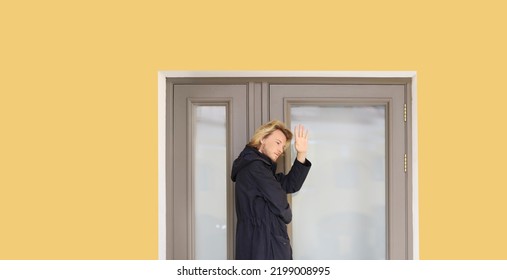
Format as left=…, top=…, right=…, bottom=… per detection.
left=158, top=71, right=419, bottom=260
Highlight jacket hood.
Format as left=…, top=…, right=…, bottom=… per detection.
left=231, top=145, right=274, bottom=182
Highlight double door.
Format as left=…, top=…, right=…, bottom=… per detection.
left=166, top=77, right=412, bottom=259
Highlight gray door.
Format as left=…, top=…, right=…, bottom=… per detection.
left=270, top=84, right=409, bottom=259
left=166, top=78, right=412, bottom=259
left=169, top=83, right=247, bottom=259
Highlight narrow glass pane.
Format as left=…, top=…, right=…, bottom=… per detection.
left=193, top=106, right=227, bottom=259
left=291, top=105, right=386, bottom=259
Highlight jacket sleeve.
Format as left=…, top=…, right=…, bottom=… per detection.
left=248, top=161, right=293, bottom=224
left=275, top=158, right=312, bottom=194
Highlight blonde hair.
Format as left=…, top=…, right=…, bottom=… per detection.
left=248, top=120, right=293, bottom=150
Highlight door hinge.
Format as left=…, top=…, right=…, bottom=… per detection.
left=404, top=153, right=407, bottom=173
left=404, top=104, right=407, bottom=122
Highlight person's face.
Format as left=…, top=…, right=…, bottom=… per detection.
left=259, top=129, right=287, bottom=162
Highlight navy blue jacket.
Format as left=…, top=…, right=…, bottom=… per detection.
left=231, top=145, right=311, bottom=260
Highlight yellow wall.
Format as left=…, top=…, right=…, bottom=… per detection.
left=1, top=0, right=506, bottom=259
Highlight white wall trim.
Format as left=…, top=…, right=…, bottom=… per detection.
left=158, top=71, right=419, bottom=260
left=157, top=72, right=167, bottom=260
left=410, top=75, right=419, bottom=260
left=158, top=70, right=417, bottom=78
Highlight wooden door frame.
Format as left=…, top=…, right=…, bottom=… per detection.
left=158, top=71, right=419, bottom=260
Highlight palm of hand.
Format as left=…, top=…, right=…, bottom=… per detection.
left=294, top=124, right=308, bottom=153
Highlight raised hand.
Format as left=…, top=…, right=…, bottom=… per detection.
left=294, top=124, right=308, bottom=163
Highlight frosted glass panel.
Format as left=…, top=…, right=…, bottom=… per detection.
left=193, top=106, right=227, bottom=259
left=291, top=105, right=386, bottom=259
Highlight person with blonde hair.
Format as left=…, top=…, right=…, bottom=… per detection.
left=231, top=120, right=311, bottom=259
